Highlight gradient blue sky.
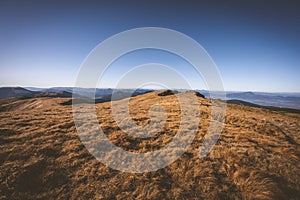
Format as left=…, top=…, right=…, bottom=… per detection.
left=0, top=0, right=299, bottom=92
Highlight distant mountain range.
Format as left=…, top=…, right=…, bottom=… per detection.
left=0, top=87, right=73, bottom=99
left=0, top=87, right=36, bottom=98
left=0, top=87, right=154, bottom=104
left=226, top=99, right=300, bottom=114
left=225, top=91, right=300, bottom=109
left=0, top=87, right=299, bottom=110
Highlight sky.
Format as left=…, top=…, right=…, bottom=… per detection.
left=0, top=0, right=299, bottom=92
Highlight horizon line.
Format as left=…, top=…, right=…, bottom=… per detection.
left=1, top=85, right=300, bottom=94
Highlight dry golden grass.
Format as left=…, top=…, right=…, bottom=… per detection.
left=0, top=91, right=299, bottom=199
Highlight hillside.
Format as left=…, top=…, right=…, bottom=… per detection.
left=0, top=87, right=36, bottom=98
left=0, top=91, right=299, bottom=199
left=0, top=87, right=73, bottom=99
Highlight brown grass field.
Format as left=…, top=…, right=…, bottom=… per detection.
left=0, top=91, right=299, bottom=199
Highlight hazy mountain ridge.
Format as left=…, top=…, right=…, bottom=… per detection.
left=195, top=90, right=300, bottom=109
left=1, top=87, right=299, bottom=110
left=0, top=87, right=37, bottom=98
left=24, top=87, right=153, bottom=99
left=225, top=91, right=300, bottom=109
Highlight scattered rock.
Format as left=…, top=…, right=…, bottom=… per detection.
left=157, top=90, right=179, bottom=96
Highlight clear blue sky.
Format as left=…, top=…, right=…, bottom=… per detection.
left=0, top=0, right=299, bottom=92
